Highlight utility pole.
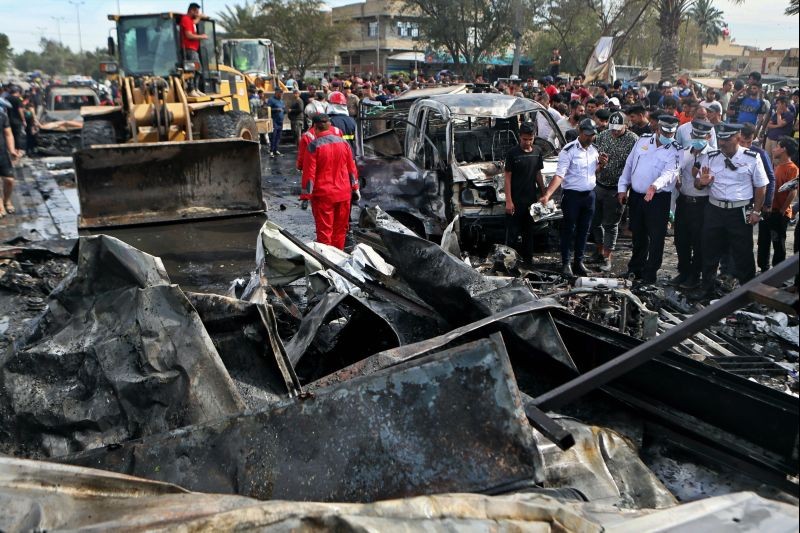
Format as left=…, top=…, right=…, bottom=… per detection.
left=35, top=26, right=47, bottom=42
left=50, top=16, right=66, bottom=45
left=69, top=0, right=85, bottom=52
left=511, top=0, right=523, bottom=77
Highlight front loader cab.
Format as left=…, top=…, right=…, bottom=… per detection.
left=111, top=13, right=219, bottom=93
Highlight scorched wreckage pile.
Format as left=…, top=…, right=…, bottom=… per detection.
left=1, top=58, right=799, bottom=533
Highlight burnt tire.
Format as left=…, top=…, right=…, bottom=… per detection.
left=80, top=120, right=116, bottom=149
left=201, top=111, right=258, bottom=141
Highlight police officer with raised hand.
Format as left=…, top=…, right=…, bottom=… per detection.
left=617, top=115, right=682, bottom=284
left=672, top=119, right=714, bottom=290
left=540, top=118, right=608, bottom=276
left=694, top=123, right=768, bottom=297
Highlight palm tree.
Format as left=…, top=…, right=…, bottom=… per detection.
left=688, top=0, right=725, bottom=66
left=787, top=0, right=799, bottom=15
left=656, top=0, right=692, bottom=81
left=217, top=2, right=259, bottom=38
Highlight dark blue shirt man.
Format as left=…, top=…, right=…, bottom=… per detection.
left=737, top=83, right=766, bottom=125
left=267, top=89, right=285, bottom=158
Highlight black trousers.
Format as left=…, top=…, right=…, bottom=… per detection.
left=560, top=189, right=595, bottom=264
left=506, top=202, right=535, bottom=261
left=701, top=203, right=756, bottom=286
left=757, top=211, right=791, bottom=271
left=627, top=190, right=671, bottom=281
left=674, top=196, right=708, bottom=279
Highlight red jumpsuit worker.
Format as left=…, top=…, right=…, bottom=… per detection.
left=296, top=123, right=342, bottom=171
left=300, top=114, right=360, bottom=250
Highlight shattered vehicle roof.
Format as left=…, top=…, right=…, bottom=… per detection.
left=424, top=93, right=543, bottom=119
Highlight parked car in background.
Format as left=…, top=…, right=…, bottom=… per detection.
left=36, top=86, right=100, bottom=156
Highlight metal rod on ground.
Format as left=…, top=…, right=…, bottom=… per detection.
left=534, top=255, right=799, bottom=411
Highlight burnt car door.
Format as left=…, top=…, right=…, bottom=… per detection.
left=356, top=101, right=446, bottom=238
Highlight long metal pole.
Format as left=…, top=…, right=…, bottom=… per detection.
left=69, top=0, right=85, bottom=52
left=51, top=16, right=64, bottom=45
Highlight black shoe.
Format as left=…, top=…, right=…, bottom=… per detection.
left=670, top=273, right=687, bottom=286
left=561, top=263, right=574, bottom=277
left=572, top=261, right=589, bottom=276
left=623, top=271, right=640, bottom=280
left=587, top=252, right=604, bottom=264
left=640, top=275, right=657, bottom=285
left=679, top=275, right=701, bottom=290
left=692, top=284, right=715, bottom=300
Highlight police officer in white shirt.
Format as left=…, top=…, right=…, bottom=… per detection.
left=617, top=115, right=683, bottom=283
left=694, top=123, right=768, bottom=297
left=672, top=119, right=713, bottom=290
left=540, top=118, right=608, bottom=276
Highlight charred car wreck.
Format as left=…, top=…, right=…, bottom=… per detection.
left=35, top=86, right=100, bottom=156
left=355, top=91, right=565, bottom=247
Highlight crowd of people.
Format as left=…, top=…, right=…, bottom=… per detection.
left=493, top=70, right=798, bottom=297
left=273, top=68, right=798, bottom=292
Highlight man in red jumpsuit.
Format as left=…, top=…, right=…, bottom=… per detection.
left=300, top=114, right=360, bottom=250
left=296, top=122, right=341, bottom=172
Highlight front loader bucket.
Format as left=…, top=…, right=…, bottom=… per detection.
left=74, top=139, right=265, bottom=229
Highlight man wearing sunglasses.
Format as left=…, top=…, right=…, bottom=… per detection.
left=693, top=123, right=768, bottom=298
left=617, top=115, right=683, bottom=284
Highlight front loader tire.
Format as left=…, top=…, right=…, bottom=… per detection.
left=81, top=120, right=116, bottom=149
left=201, top=111, right=258, bottom=142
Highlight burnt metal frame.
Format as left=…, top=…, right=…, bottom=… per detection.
left=534, top=254, right=799, bottom=411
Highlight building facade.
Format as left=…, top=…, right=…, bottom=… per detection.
left=332, top=0, right=423, bottom=76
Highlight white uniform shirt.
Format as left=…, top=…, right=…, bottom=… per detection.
left=617, top=134, right=682, bottom=194
left=697, top=145, right=769, bottom=202
left=675, top=121, right=717, bottom=150
left=536, top=106, right=563, bottom=142
left=678, top=145, right=711, bottom=197
left=555, top=139, right=598, bottom=191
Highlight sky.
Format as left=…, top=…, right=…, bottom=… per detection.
left=0, top=0, right=797, bottom=55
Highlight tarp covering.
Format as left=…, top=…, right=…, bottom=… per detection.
left=584, top=36, right=616, bottom=84
left=0, top=235, right=245, bottom=458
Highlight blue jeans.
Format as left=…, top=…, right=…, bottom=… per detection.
left=560, top=189, right=595, bottom=264
left=270, top=122, right=282, bottom=152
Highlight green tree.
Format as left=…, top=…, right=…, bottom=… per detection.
left=688, top=0, right=725, bottom=65
left=259, top=0, right=343, bottom=79
left=13, top=39, right=111, bottom=78
left=528, top=0, right=651, bottom=76
left=0, top=33, right=11, bottom=72
left=400, top=0, right=518, bottom=77
left=217, top=1, right=260, bottom=37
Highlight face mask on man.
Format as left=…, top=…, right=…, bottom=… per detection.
left=690, top=139, right=708, bottom=150
left=659, top=134, right=674, bottom=146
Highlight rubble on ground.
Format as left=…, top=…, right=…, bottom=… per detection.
left=0, top=211, right=798, bottom=530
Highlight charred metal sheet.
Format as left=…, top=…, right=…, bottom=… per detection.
left=378, top=226, right=576, bottom=370
left=279, top=227, right=442, bottom=321
left=307, top=301, right=575, bottom=450
left=186, top=292, right=300, bottom=407
left=60, top=335, right=543, bottom=501
left=74, top=139, right=265, bottom=229
left=0, top=235, right=245, bottom=458
left=285, top=291, right=443, bottom=381
left=549, top=310, right=799, bottom=492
